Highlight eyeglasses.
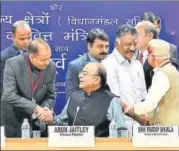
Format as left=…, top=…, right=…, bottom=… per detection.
left=79, top=71, right=98, bottom=77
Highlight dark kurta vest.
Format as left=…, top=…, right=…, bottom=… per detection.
left=67, top=88, right=115, bottom=137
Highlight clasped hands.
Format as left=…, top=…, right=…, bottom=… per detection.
left=124, top=105, right=149, bottom=126
left=34, top=105, right=54, bottom=124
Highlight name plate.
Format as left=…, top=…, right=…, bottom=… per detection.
left=48, top=126, right=95, bottom=147
left=132, top=124, right=179, bottom=147
left=1, top=126, right=5, bottom=148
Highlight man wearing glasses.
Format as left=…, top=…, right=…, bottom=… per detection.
left=52, top=62, right=126, bottom=137
left=65, top=28, right=109, bottom=100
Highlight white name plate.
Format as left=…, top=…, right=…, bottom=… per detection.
left=132, top=124, right=179, bottom=147
left=1, top=126, right=5, bottom=148
left=48, top=126, right=95, bottom=147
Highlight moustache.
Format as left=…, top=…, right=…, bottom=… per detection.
left=126, top=50, right=135, bottom=54
left=100, top=52, right=107, bottom=55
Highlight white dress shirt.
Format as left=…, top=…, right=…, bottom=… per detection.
left=102, top=48, right=147, bottom=131
left=134, top=63, right=170, bottom=115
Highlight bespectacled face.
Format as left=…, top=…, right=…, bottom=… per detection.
left=116, top=33, right=137, bottom=61
left=79, top=64, right=99, bottom=90
left=88, top=39, right=109, bottom=61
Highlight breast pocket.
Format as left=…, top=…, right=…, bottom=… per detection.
left=40, top=81, right=52, bottom=89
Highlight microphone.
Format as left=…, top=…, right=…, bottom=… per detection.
left=73, top=106, right=80, bottom=126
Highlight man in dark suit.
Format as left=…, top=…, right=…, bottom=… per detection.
left=1, top=39, right=56, bottom=137
left=135, top=21, right=158, bottom=90
left=135, top=12, right=179, bottom=90
left=0, top=20, right=32, bottom=98
left=140, top=11, right=179, bottom=69
left=65, top=28, right=109, bottom=100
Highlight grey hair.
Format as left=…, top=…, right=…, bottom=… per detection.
left=116, top=24, right=137, bottom=40
left=135, top=21, right=158, bottom=39
left=28, top=38, right=51, bottom=55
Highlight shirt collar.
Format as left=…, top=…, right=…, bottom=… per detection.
left=84, top=87, right=106, bottom=97
left=142, top=50, right=149, bottom=57
left=12, top=44, right=27, bottom=53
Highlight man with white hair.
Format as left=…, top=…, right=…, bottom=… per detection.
left=125, top=39, right=179, bottom=125
left=140, top=11, right=179, bottom=70
left=135, top=21, right=158, bottom=90
left=102, top=24, right=147, bottom=135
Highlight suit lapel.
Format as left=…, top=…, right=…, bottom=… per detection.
left=22, top=55, right=33, bottom=98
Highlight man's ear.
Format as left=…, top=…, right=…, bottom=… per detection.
left=148, top=32, right=154, bottom=40
left=87, top=43, right=92, bottom=52
left=115, top=40, right=120, bottom=49
left=11, top=34, right=15, bottom=41
left=93, top=75, right=100, bottom=84
left=158, top=23, right=161, bottom=32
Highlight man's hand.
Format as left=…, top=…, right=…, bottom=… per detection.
left=34, top=106, right=53, bottom=123
left=43, top=107, right=54, bottom=123
left=124, top=105, right=149, bottom=126
left=138, top=114, right=149, bottom=124
left=124, top=105, right=133, bottom=114
left=34, top=105, right=46, bottom=120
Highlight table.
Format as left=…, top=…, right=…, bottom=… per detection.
left=1, top=138, right=179, bottom=150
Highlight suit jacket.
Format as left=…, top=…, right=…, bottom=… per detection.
left=0, top=44, right=21, bottom=98
left=1, top=54, right=56, bottom=137
left=169, top=43, right=179, bottom=69
left=138, top=42, right=178, bottom=90
left=65, top=53, right=91, bottom=100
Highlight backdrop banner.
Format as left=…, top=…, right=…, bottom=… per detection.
left=1, top=1, right=179, bottom=114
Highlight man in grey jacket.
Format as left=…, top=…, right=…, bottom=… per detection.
left=1, top=39, right=56, bottom=137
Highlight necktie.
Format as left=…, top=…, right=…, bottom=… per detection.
left=139, top=52, right=143, bottom=64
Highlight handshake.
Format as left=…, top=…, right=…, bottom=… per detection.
left=121, top=102, right=150, bottom=126
left=34, top=105, right=54, bottom=124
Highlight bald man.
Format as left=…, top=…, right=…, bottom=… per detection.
left=1, top=20, right=32, bottom=98
left=1, top=39, right=56, bottom=137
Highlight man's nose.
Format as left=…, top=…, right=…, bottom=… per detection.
left=130, top=44, right=136, bottom=51
left=79, top=72, right=83, bottom=78
left=24, top=39, right=30, bottom=45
